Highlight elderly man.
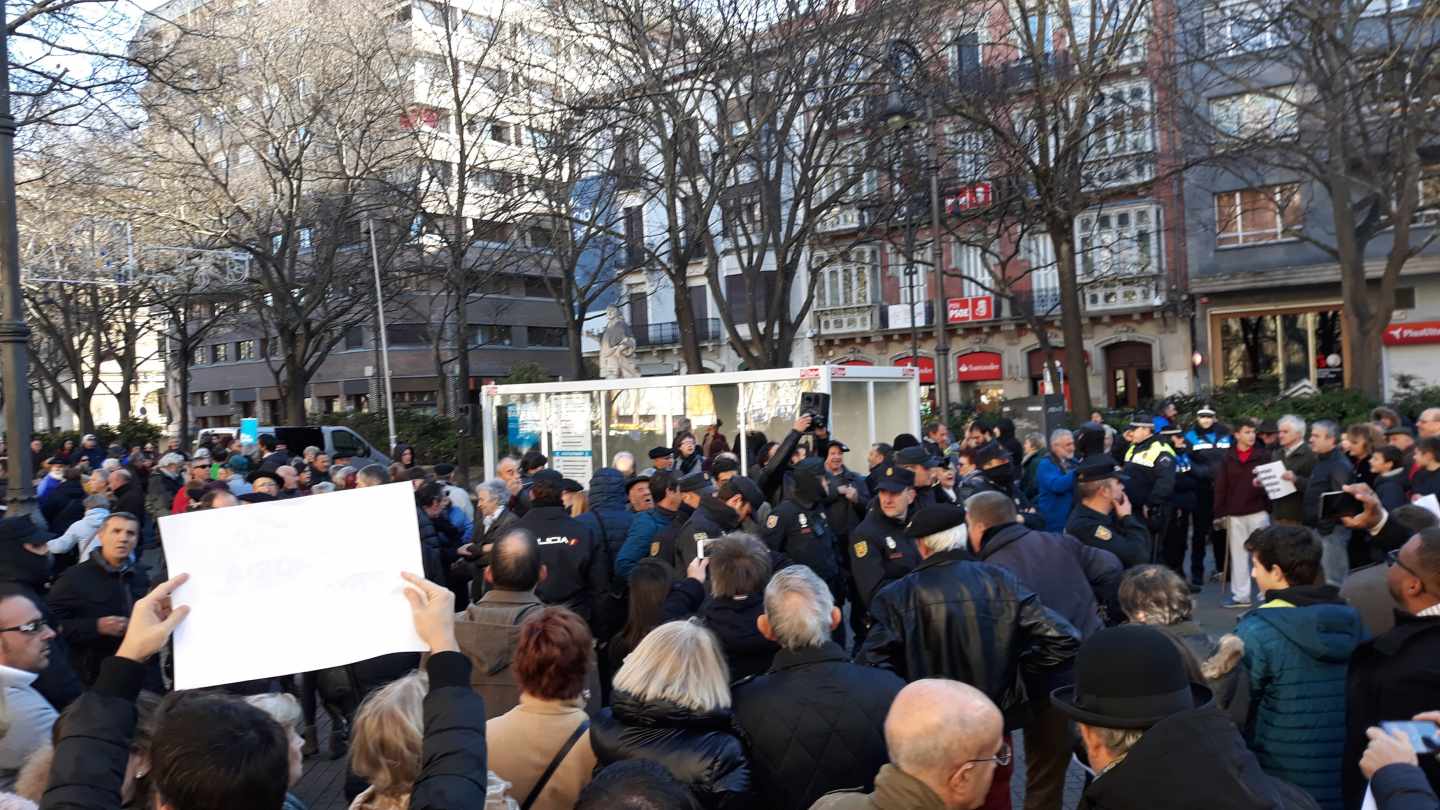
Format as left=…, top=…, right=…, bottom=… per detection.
left=48, top=494, right=111, bottom=563
left=106, top=469, right=146, bottom=527
left=1417, top=407, right=1440, bottom=440
left=47, top=512, right=150, bottom=685
left=1269, top=414, right=1315, bottom=527
left=145, top=452, right=185, bottom=518
left=611, top=451, right=636, bottom=478
left=218, top=455, right=253, bottom=497
left=859, top=506, right=1080, bottom=810
left=0, top=584, right=59, bottom=790
left=1303, top=419, right=1355, bottom=586
left=734, top=565, right=904, bottom=810
left=965, top=490, right=1120, bottom=810
left=460, top=479, right=519, bottom=600
left=1052, top=625, right=1316, bottom=810
left=811, top=679, right=1007, bottom=810
left=1034, top=429, right=1077, bottom=533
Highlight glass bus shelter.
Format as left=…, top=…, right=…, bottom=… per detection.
left=481, top=366, right=920, bottom=487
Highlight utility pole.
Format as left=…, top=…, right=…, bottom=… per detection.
left=0, top=13, right=35, bottom=515
left=926, top=95, right=950, bottom=421
left=367, top=220, right=398, bottom=455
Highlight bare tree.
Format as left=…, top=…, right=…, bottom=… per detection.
left=1182, top=0, right=1440, bottom=398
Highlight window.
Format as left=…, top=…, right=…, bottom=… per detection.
left=473, top=219, right=508, bottom=243
left=216, top=390, right=232, bottom=405
left=426, top=160, right=453, bottom=190
left=332, top=429, right=365, bottom=457
left=624, top=205, right=645, bottom=266
left=888, top=245, right=932, bottom=304
left=523, top=277, right=552, bottom=298
left=490, top=122, right=511, bottom=144
left=343, top=326, right=365, bottom=350
left=468, top=323, right=513, bottom=346
left=1087, top=82, right=1154, bottom=158
left=721, top=194, right=762, bottom=237
left=951, top=241, right=993, bottom=298
left=1025, top=234, right=1062, bottom=314
left=236, top=339, right=256, bottom=360
left=417, top=0, right=453, bottom=27
left=193, top=392, right=210, bottom=406
left=1206, top=0, right=1281, bottom=53
left=1210, top=86, right=1299, bottom=138
left=1009, top=1, right=1055, bottom=55
left=814, top=247, right=879, bottom=308
left=528, top=326, right=569, bottom=347
left=951, top=29, right=981, bottom=79
left=947, top=127, right=992, bottom=183
left=211, top=343, right=229, bottom=363
left=1071, top=0, right=1149, bottom=63
left=386, top=324, right=431, bottom=345
left=298, top=227, right=313, bottom=251
left=1215, top=184, right=1302, bottom=246
left=528, top=226, right=554, bottom=249
left=1076, top=205, right=1161, bottom=279
left=1417, top=166, right=1440, bottom=225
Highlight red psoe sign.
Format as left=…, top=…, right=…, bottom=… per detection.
left=947, top=295, right=995, bottom=324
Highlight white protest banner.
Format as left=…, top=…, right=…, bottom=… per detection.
left=159, top=482, right=427, bottom=690
left=1415, top=493, right=1440, bottom=520
left=1253, top=460, right=1296, bottom=500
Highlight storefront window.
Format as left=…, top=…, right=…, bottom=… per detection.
left=1216, top=307, right=1343, bottom=392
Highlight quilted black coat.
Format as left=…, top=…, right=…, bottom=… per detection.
left=590, top=691, right=751, bottom=810
left=731, top=641, right=905, bottom=810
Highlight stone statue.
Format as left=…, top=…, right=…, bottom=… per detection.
left=599, top=304, right=640, bottom=379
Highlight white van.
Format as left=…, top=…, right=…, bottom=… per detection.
left=192, top=425, right=391, bottom=466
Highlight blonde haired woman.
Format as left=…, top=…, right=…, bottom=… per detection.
left=591, top=620, right=750, bottom=809
left=349, top=672, right=518, bottom=810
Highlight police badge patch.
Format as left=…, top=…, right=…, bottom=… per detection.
left=853, top=541, right=868, bottom=558
left=767, top=514, right=779, bottom=529
left=885, top=536, right=896, bottom=549
left=1094, top=526, right=1113, bottom=541
left=798, top=514, right=808, bottom=528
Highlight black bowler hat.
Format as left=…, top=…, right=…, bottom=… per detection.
left=624, top=475, right=651, bottom=493
left=874, top=465, right=917, bottom=493
left=532, top=469, right=564, bottom=484
left=0, top=516, right=40, bottom=546
left=1075, top=456, right=1128, bottom=483
left=433, top=463, right=456, bottom=477
left=1257, top=419, right=1280, bottom=434
left=561, top=478, right=584, bottom=493
left=895, top=446, right=940, bottom=468
left=246, top=470, right=281, bottom=486
left=1385, top=425, right=1414, bottom=438
left=1052, top=625, right=1212, bottom=729
left=710, top=455, right=740, bottom=475
left=975, top=442, right=1009, bottom=466
left=648, top=447, right=674, bottom=460
left=239, top=492, right=276, bottom=504
left=904, top=505, right=966, bottom=538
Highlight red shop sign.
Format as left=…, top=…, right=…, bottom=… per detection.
left=947, top=295, right=995, bottom=324
left=1383, top=321, right=1440, bottom=346
left=893, top=355, right=936, bottom=384
left=956, top=351, right=1003, bottom=382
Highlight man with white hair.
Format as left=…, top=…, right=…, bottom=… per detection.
left=858, top=505, right=1080, bottom=803
left=612, top=451, right=636, bottom=478
left=734, top=565, right=904, bottom=810
left=1269, top=414, right=1315, bottom=526
left=145, top=452, right=186, bottom=518
left=1418, top=407, right=1440, bottom=440
left=106, top=468, right=146, bottom=526
left=810, top=679, right=1007, bottom=810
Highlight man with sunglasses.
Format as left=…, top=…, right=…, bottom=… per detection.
left=1344, top=526, right=1440, bottom=806
left=0, top=582, right=58, bottom=790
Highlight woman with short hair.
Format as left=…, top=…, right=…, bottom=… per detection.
left=487, top=607, right=598, bottom=810
left=245, top=693, right=309, bottom=810
left=591, top=620, right=750, bottom=809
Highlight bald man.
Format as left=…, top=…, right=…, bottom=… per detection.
left=810, top=679, right=1007, bottom=810
left=1419, top=408, right=1440, bottom=440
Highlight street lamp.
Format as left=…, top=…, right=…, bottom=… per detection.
left=883, top=39, right=951, bottom=422
left=0, top=14, right=35, bottom=515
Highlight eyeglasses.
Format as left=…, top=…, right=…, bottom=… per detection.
left=1388, top=549, right=1422, bottom=579
left=964, top=741, right=1012, bottom=768
left=0, top=619, right=49, bottom=635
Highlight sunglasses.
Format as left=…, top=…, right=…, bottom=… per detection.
left=0, top=619, right=49, bottom=635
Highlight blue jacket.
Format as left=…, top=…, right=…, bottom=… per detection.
left=1236, top=585, right=1366, bottom=810
left=578, top=468, right=634, bottom=566
left=615, top=505, right=678, bottom=580
left=1371, top=764, right=1439, bottom=810
left=1035, top=455, right=1077, bottom=533
left=971, top=522, right=1121, bottom=640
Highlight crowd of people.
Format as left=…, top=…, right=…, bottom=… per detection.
left=0, top=402, right=1436, bottom=810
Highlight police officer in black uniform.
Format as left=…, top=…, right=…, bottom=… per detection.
left=848, top=465, right=924, bottom=628
left=671, top=476, right=765, bottom=568
left=762, top=457, right=844, bottom=602
left=1121, top=414, right=1176, bottom=562
left=512, top=470, right=610, bottom=629
left=1066, top=456, right=1152, bottom=568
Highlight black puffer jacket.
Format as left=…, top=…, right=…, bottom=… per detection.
left=732, top=642, right=904, bottom=810
left=577, top=467, right=633, bottom=564
left=40, top=479, right=85, bottom=534
left=0, top=543, right=83, bottom=710
left=662, top=579, right=778, bottom=681
left=591, top=691, right=751, bottom=810
left=857, top=549, right=1081, bottom=730
left=47, top=557, right=151, bottom=686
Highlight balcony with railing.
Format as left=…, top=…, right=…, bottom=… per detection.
left=815, top=303, right=878, bottom=334
left=634, top=318, right=723, bottom=347
left=815, top=205, right=875, bottom=234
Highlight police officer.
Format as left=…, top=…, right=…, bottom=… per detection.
left=1182, top=405, right=1231, bottom=588
left=1161, top=425, right=1202, bottom=591
left=645, top=473, right=709, bottom=569
left=671, top=476, right=765, bottom=568
left=512, top=470, right=610, bottom=629
left=849, top=465, right=924, bottom=623
left=1066, top=457, right=1151, bottom=568
left=895, top=446, right=941, bottom=509
left=762, top=457, right=844, bottom=602
left=1121, top=414, right=1175, bottom=562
